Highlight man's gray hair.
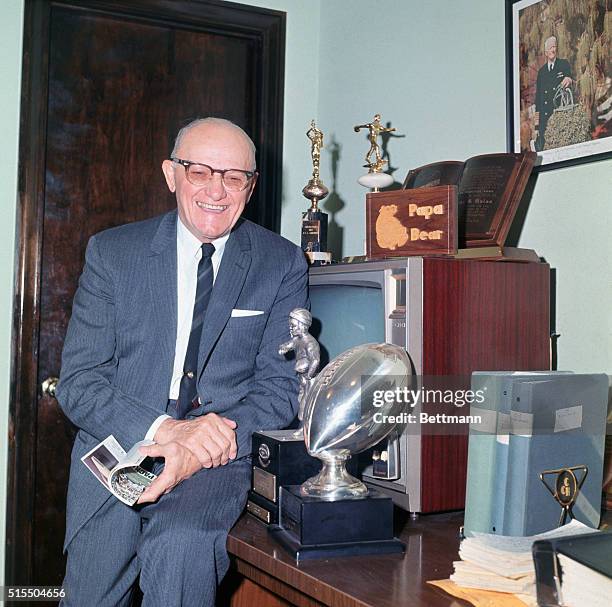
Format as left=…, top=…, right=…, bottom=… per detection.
left=171, top=117, right=257, bottom=170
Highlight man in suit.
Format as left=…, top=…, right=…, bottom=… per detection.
left=57, top=117, right=308, bottom=606
left=535, top=36, right=572, bottom=151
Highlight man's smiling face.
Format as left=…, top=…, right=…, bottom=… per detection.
left=162, top=121, right=257, bottom=242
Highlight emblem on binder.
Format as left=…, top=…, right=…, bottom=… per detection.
left=539, top=465, right=588, bottom=526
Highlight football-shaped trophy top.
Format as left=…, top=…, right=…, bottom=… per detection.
left=300, top=342, right=412, bottom=500
left=302, top=343, right=413, bottom=458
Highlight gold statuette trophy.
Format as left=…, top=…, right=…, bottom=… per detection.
left=301, top=120, right=332, bottom=265
left=354, top=113, right=395, bottom=191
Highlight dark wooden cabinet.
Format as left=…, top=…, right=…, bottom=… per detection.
left=418, top=258, right=550, bottom=512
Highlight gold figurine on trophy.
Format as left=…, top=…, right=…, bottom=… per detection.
left=354, top=113, right=395, bottom=191
left=306, top=120, right=323, bottom=180
left=301, top=120, right=331, bottom=265
left=354, top=113, right=396, bottom=172
left=302, top=120, right=328, bottom=210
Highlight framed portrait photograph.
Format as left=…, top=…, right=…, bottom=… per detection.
left=506, top=0, right=612, bottom=169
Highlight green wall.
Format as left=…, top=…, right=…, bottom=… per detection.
left=1, top=0, right=610, bottom=582
left=235, top=0, right=322, bottom=243
left=314, top=0, right=611, bottom=373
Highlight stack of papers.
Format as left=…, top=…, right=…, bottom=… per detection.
left=450, top=520, right=596, bottom=606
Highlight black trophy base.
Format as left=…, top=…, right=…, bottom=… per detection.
left=269, top=526, right=405, bottom=560
left=251, top=431, right=322, bottom=504
left=269, top=485, right=405, bottom=560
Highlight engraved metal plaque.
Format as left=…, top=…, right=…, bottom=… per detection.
left=253, top=466, right=277, bottom=502
left=247, top=499, right=271, bottom=523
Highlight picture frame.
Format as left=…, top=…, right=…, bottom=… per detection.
left=505, top=0, right=612, bottom=170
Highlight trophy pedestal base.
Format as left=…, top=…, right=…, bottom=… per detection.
left=305, top=251, right=332, bottom=266
left=269, top=526, right=405, bottom=560
left=357, top=172, right=393, bottom=190
left=301, top=208, right=330, bottom=266
left=269, top=485, right=404, bottom=560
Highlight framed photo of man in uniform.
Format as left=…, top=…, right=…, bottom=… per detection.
left=506, top=0, right=612, bottom=170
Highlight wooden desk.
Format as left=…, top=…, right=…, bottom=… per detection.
left=221, top=511, right=469, bottom=607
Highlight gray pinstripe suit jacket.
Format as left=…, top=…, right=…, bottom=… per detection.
left=57, top=210, right=308, bottom=550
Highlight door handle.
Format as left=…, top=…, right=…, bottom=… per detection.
left=42, top=376, right=59, bottom=398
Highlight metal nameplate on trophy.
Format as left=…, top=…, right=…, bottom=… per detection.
left=269, top=342, right=413, bottom=559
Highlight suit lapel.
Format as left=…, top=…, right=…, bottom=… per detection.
left=198, top=220, right=252, bottom=375
left=147, top=211, right=178, bottom=400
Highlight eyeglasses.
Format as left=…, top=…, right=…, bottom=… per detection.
left=171, top=157, right=256, bottom=192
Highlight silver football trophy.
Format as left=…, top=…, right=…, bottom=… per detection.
left=300, top=342, right=411, bottom=500
left=269, top=340, right=413, bottom=559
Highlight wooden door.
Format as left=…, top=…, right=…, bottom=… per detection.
left=7, top=0, right=285, bottom=587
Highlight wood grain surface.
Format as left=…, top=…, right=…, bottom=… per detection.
left=224, top=510, right=468, bottom=607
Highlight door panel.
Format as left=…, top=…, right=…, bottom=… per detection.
left=8, top=0, right=285, bottom=587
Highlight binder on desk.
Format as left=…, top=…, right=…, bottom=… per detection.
left=464, top=373, right=503, bottom=536
left=533, top=531, right=612, bottom=607
left=503, top=374, right=608, bottom=537
left=464, top=371, right=572, bottom=536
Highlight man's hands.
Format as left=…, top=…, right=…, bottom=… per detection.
left=137, top=413, right=237, bottom=504
left=154, top=414, right=238, bottom=468
left=561, top=76, right=572, bottom=89
left=137, top=441, right=201, bottom=503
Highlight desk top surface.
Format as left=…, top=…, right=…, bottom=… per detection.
left=228, top=510, right=468, bottom=607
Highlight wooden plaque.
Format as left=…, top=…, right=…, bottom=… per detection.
left=366, top=186, right=457, bottom=259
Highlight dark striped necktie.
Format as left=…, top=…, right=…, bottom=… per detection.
left=176, top=242, right=215, bottom=419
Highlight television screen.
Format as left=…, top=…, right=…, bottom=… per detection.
left=309, top=284, right=385, bottom=367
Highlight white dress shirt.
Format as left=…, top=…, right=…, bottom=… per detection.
left=145, top=217, right=229, bottom=440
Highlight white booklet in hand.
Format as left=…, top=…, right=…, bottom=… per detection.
left=81, top=436, right=157, bottom=506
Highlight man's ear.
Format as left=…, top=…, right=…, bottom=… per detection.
left=161, top=159, right=176, bottom=193
left=245, top=172, right=259, bottom=204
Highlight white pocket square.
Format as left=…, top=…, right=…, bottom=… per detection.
left=231, top=309, right=264, bottom=317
